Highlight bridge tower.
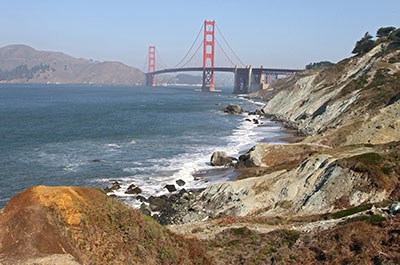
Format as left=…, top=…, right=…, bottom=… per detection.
left=202, top=20, right=215, bottom=92
left=146, top=45, right=156, bottom=86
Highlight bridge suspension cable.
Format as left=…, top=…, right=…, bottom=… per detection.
left=216, top=24, right=245, bottom=67
left=145, top=21, right=246, bottom=72
left=155, top=49, right=169, bottom=69
left=180, top=40, right=204, bottom=68
left=172, top=23, right=204, bottom=68
left=215, top=38, right=236, bottom=66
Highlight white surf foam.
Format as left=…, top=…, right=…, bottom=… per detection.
left=107, top=143, right=121, bottom=148
left=95, top=98, right=286, bottom=208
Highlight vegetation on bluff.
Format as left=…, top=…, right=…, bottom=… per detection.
left=352, top=26, right=400, bottom=55
left=305, top=61, right=334, bottom=70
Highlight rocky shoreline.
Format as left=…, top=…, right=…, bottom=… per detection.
left=120, top=44, right=400, bottom=227
left=103, top=103, right=301, bottom=225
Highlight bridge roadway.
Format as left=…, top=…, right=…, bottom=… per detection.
left=146, top=66, right=303, bottom=94
left=148, top=67, right=301, bottom=76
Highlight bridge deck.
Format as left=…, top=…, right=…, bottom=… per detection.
left=148, top=67, right=302, bottom=75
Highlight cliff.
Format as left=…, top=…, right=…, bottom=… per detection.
left=151, top=42, right=400, bottom=224
left=0, top=45, right=145, bottom=85
left=256, top=43, right=400, bottom=147
left=161, top=41, right=400, bottom=264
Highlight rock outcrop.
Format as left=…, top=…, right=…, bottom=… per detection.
left=237, top=143, right=268, bottom=167
left=158, top=44, right=400, bottom=224
left=0, top=186, right=211, bottom=265
left=210, top=151, right=236, bottom=166
left=253, top=44, right=400, bottom=147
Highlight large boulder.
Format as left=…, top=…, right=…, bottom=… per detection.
left=210, top=151, right=236, bottom=166
left=223, top=104, right=243, bottom=114
left=237, top=143, right=267, bottom=168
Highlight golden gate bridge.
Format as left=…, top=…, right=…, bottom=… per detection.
left=144, top=20, right=302, bottom=94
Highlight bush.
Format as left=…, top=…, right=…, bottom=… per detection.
left=305, top=61, right=334, bottom=70
left=376, top=26, right=396, bottom=38
left=352, top=32, right=376, bottom=55
left=388, top=28, right=400, bottom=41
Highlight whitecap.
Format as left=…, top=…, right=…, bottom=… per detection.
left=107, top=143, right=121, bottom=148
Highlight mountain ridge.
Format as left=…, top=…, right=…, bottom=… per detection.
left=0, top=44, right=145, bottom=85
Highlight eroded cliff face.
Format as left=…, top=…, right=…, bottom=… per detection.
left=164, top=142, right=399, bottom=222
left=167, top=44, right=400, bottom=222
left=256, top=44, right=400, bottom=147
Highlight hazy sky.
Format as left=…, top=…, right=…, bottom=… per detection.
left=1, top=0, right=399, bottom=69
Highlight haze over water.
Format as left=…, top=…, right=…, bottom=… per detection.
left=0, top=84, right=287, bottom=207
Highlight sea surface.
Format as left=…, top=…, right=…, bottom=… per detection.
left=0, top=84, right=287, bottom=208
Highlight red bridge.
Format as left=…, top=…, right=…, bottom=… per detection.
left=145, top=20, right=302, bottom=94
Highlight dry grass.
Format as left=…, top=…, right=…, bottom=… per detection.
left=0, top=186, right=212, bottom=265
left=206, top=215, right=400, bottom=264
left=337, top=142, right=400, bottom=193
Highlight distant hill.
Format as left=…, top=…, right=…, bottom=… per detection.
left=174, top=73, right=202, bottom=84
left=0, top=45, right=145, bottom=85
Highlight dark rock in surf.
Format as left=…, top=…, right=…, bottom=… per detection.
left=176, top=179, right=186, bottom=187
left=125, top=186, right=142, bottom=195
left=223, top=104, right=243, bottom=114
left=248, top=109, right=264, bottom=116
left=136, top=195, right=147, bottom=202
left=110, top=181, right=121, bottom=191
left=165, top=184, right=177, bottom=193
left=127, top=184, right=136, bottom=190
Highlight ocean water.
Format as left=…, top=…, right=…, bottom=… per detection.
left=0, top=84, right=287, bottom=208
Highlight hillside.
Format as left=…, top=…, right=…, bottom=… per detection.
left=0, top=186, right=211, bottom=264
left=160, top=38, right=400, bottom=263
left=0, top=45, right=145, bottom=85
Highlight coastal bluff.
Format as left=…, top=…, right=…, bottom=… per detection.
left=0, top=186, right=211, bottom=265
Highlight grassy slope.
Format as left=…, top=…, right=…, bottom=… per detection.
left=0, top=186, right=211, bottom=265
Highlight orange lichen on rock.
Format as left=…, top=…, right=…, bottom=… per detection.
left=33, top=186, right=87, bottom=226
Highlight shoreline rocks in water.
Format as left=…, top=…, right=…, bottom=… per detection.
left=104, top=181, right=121, bottom=193
left=143, top=182, right=251, bottom=225
left=248, top=108, right=265, bottom=116
left=223, top=104, right=244, bottom=114
left=125, top=184, right=142, bottom=195
left=176, top=179, right=186, bottom=186
left=210, top=151, right=237, bottom=167
left=165, top=184, right=177, bottom=193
